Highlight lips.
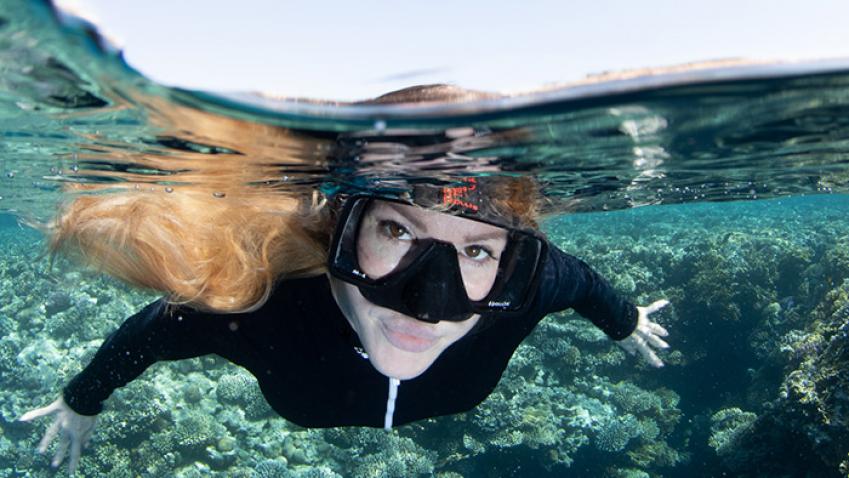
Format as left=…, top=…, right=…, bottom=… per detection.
left=379, top=316, right=439, bottom=353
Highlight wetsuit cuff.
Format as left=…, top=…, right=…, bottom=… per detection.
left=609, top=304, right=639, bottom=341
left=62, top=384, right=103, bottom=416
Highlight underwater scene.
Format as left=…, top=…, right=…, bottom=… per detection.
left=2, top=1, right=849, bottom=477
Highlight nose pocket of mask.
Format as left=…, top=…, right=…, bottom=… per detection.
left=360, top=240, right=474, bottom=323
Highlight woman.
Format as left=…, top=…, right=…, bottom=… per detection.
left=19, top=85, right=670, bottom=473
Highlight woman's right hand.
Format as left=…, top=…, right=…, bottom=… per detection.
left=19, top=397, right=97, bottom=475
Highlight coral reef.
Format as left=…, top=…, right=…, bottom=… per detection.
left=1, top=195, right=848, bottom=476
left=720, top=278, right=849, bottom=477
left=708, top=408, right=757, bottom=457
left=595, top=414, right=643, bottom=452
left=216, top=371, right=275, bottom=420
left=324, top=428, right=436, bottom=478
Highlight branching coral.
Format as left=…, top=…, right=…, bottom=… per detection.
left=595, top=414, right=642, bottom=452
left=708, top=408, right=757, bottom=456
left=216, top=371, right=274, bottom=420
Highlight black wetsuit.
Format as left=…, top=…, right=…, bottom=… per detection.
left=63, top=245, right=637, bottom=428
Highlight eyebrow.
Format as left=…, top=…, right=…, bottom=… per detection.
left=383, top=202, right=428, bottom=232
left=463, top=230, right=508, bottom=243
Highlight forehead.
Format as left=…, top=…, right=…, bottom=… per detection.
left=367, top=200, right=507, bottom=240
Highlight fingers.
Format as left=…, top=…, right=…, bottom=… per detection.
left=38, top=419, right=61, bottom=454
left=631, top=334, right=664, bottom=367
left=81, top=425, right=94, bottom=449
left=638, top=345, right=664, bottom=368
left=618, top=339, right=637, bottom=356
left=21, top=398, right=91, bottom=474
left=645, top=299, right=670, bottom=314
left=52, top=433, right=69, bottom=468
left=618, top=331, right=667, bottom=367
left=19, top=408, right=49, bottom=422
left=19, top=399, right=61, bottom=422
left=647, top=322, right=669, bottom=337
left=638, top=299, right=670, bottom=343
left=68, top=436, right=82, bottom=475
left=644, top=332, right=669, bottom=350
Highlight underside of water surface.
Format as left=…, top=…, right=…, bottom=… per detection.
left=1, top=1, right=848, bottom=477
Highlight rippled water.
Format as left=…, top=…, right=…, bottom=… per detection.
left=2, top=1, right=849, bottom=477
left=2, top=0, right=849, bottom=222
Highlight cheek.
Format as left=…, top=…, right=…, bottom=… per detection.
left=438, top=315, right=480, bottom=342
left=357, top=240, right=398, bottom=277
left=331, top=279, right=372, bottom=331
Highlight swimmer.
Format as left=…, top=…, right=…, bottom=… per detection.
left=19, top=85, right=670, bottom=474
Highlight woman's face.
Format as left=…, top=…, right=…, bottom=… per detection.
left=329, top=200, right=509, bottom=380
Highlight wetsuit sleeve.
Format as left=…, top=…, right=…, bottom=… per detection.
left=62, top=299, right=216, bottom=416
left=535, top=244, right=638, bottom=340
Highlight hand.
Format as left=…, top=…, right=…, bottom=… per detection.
left=19, top=397, right=97, bottom=475
left=618, top=299, right=670, bottom=368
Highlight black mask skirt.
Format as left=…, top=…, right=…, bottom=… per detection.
left=328, top=195, right=547, bottom=323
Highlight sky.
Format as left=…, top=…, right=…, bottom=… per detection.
left=61, top=0, right=849, bottom=101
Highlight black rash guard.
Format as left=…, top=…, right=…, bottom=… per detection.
left=63, top=245, right=638, bottom=428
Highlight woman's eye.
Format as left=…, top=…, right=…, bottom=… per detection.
left=463, top=245, right=493, bottom=261
left=380, top=220, right=411, bottom=240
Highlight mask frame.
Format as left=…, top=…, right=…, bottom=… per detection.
left=327, top=195, right=548, bottom=323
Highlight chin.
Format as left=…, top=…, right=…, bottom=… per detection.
left=328, top=276, right=477, bottom=380
left=368, top=347, right=438, bottom=380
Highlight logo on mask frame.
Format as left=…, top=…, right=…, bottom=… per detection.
left=441, top=177, right=480, bottom=213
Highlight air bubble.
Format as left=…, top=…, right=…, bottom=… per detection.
left=165, top=187, right=174, bottom=193
left=212, top=191, right=226, bottom=198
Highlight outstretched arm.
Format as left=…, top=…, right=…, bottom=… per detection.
left=19, top=298, right=219, bottom=474
left=541, top=245, right=638, bottom=339
left=62, top=298, right=217, bottom=415
left=541, top=244, right=671, bottom=366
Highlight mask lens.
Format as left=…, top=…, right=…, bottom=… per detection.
left=328, top=195, right=546, bottom=320
left=475, top=231, right=546, bottom=313
left=355, top=201, right=416, bottom=280
left=328, top=196, right=371, bottom=281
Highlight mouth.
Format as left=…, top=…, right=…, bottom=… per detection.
left=379, top=316, right=439, bottom=353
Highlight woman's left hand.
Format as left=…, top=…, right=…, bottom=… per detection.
left=617, top=299, right=670, bottom=368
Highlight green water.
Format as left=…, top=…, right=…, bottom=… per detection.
left=1, top=0, right=848, bottom=477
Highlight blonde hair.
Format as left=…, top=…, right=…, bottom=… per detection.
left=49, top=85, right=540, bottom=313
left=51, top=189, right=331, bottom=313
